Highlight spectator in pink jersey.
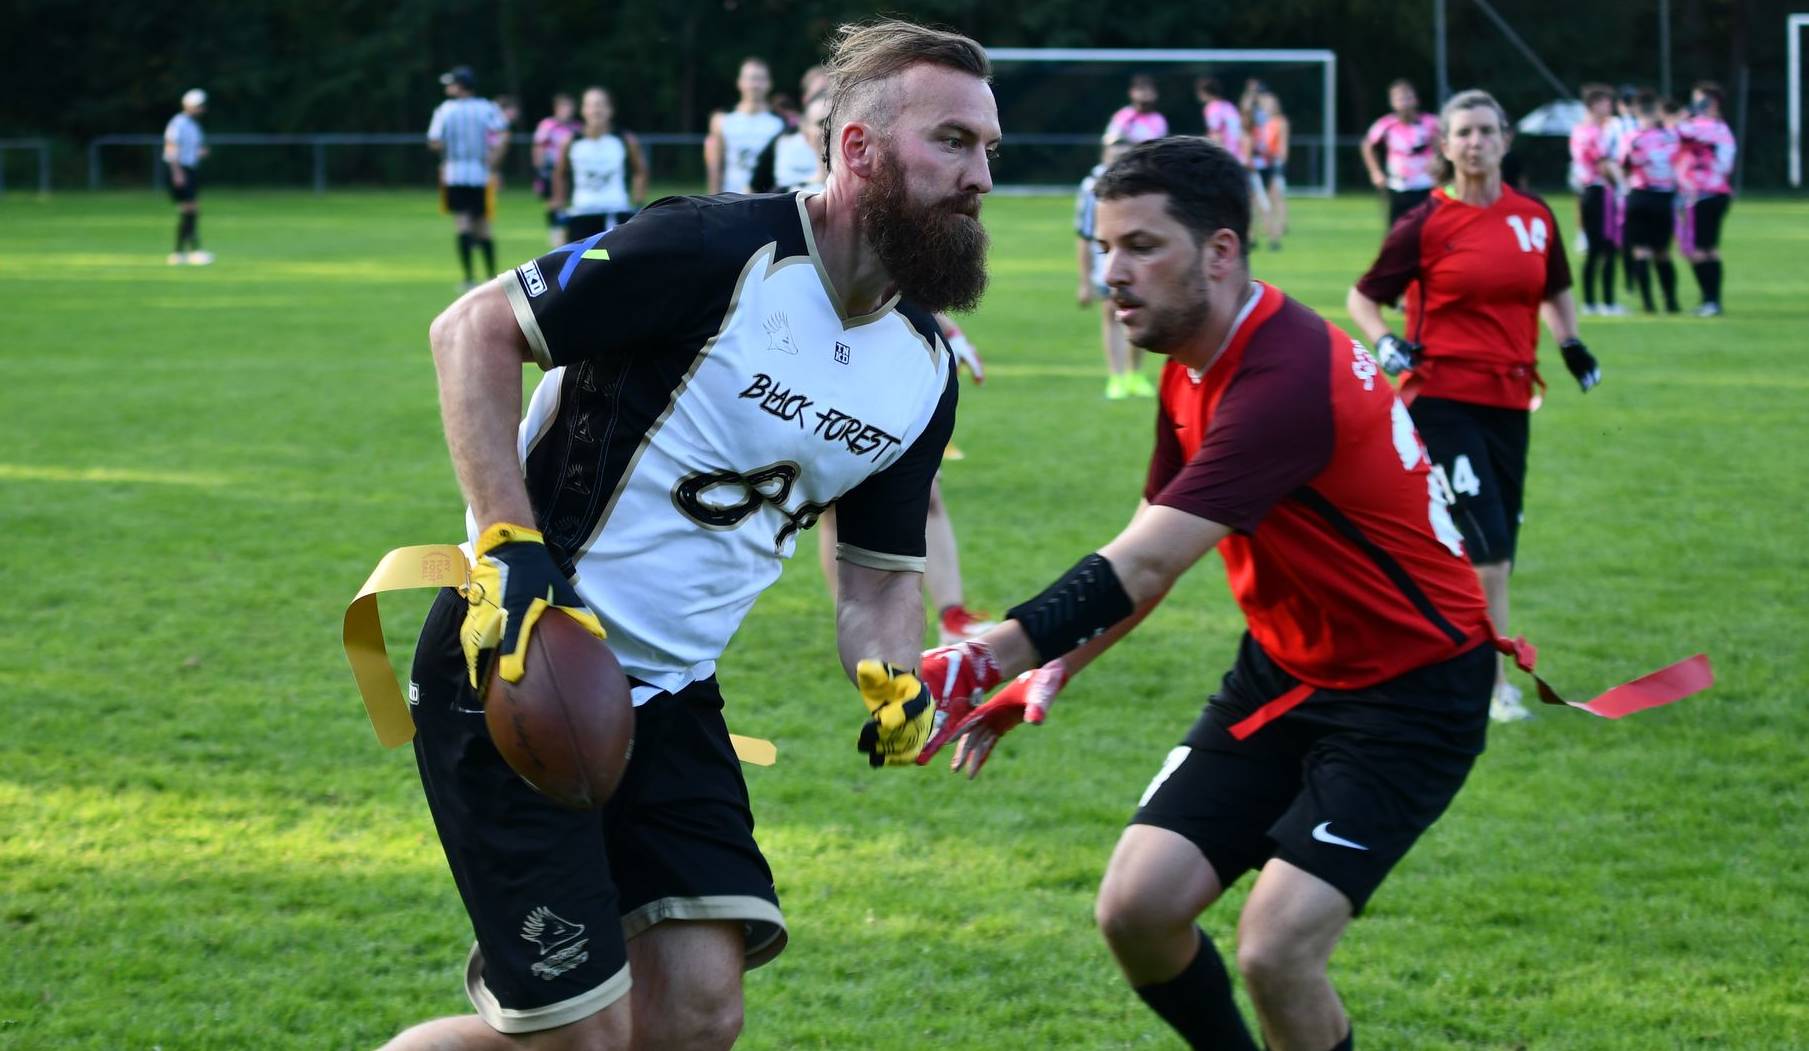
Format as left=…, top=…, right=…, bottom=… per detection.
left=1104, top=74, right=1168, bottom=144
left=1676, top=81, right=1736, bottom=316
left=1196, top=77, right=1246, bottom=163
left=531, top=93, right=581, bottom=246
left=1569, top=84, right=1625, bottom=315
left=1362, top=79, right=1442, bottom=227
left=1617, top=91, right=1682, bottom=314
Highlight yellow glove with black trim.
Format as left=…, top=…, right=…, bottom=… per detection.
left=855, top=660, right=933, bottom=768
left=460, top=522, right=606, bottom=689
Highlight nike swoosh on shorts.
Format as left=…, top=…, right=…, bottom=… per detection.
left=1311, top=822, right=1370, bottom=851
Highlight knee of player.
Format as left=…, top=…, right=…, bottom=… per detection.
left=1234, top=917, right=1328, bottom=989
left=646, top=995, right=744, bottom=1051
left=1094, top=881, right=1182, bottom=946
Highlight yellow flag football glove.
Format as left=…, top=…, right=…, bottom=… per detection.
left=855, top=660, right=933, bottom=768
left=460, top=523, right=606, bottom=689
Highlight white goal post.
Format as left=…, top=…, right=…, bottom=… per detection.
left=1791, top=13, right=1807, bottom=188
left=984, top=47, right=1338, bottom=196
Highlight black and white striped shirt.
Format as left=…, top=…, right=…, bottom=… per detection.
left=427, top=97, right=507, bottom=187
left=164, top=113, right=204, bottom=168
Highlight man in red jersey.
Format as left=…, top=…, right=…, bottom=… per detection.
left=907, top=137, right=1495, bottom=1051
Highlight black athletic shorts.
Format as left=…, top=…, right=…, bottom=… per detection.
left=1624, top=188, right=1676, bottom=252
left=1409, top=395, right=1529, bottom=565
left=562, top=210, right=635, bottom=239
left=442, top=183, right=489, bottom=220
left=1132, top=633, right=1492, bottom=914
left=1388, top=187, right=1432, bottom=225
left=409, top=588, right=786, bottom=1034
left=1690, top=193, right=1730, bottom=251
left=166, top=164, right=199, bottom=203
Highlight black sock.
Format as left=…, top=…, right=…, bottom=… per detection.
left=1582, top=246, right=1600, bottom=307
left=1703, top=259, right=1722, bottom=305
left=176, top=212, right=196, bottom=252
left=479, top=237, right=496, bottom=278
left=1132, top=929, right=1258, bottom=1050
left=1655, top=259, right=1679, bottom=311
left=1632, top=258, right=1654, bottom=312
left=456, top=233, right=474, bottom=281
left=1601, top=249, right=1617, bottom=306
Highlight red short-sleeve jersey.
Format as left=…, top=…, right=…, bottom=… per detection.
left=1356, top=186, right=1572, bottom=410
left=1145, top=282, right=1490, bottom=690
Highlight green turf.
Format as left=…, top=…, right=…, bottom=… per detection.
left=2, top=188, right=1806, bottom=1049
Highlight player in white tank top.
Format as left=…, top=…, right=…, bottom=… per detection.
left=554, top=87, right=647, bottom=238
left=707, top=57, right=786, bottom=194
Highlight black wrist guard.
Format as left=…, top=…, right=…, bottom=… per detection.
left=1006, top=553, right=1135, bottom=662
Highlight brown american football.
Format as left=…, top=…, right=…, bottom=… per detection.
left=484, top=611, right=634, bottom=809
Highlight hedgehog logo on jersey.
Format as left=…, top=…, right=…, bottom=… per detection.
left=764, top=312, right=799, bottom=355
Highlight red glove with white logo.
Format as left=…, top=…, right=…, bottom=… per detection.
left=913, top=640, right=1004, bottom=765
left=946, top=658, right=1069, bottom=779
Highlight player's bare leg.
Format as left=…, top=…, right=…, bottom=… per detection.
left=1096, top=825, right=1258, bottom=1047
left=625, top=920, right=745, bottom=1051
left=379, top=998, right=633, bottom=1051
left=1236, top=859, right=1352, bottom=1051
left=1476, top=558, right=1526, bottom=720
left=925, top=476, right=994, bottom=642
left=817, top=506, right=840, bottom=602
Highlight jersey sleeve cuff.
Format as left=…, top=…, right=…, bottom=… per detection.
left=502, top=272, right=556, bottom=370
left=835, top=543, right=926, bottom=574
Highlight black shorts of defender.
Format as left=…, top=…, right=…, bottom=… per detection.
left=1624, top=189, right=1676, bottom=252
left=1387, top=187, right=1431, bottom=225
left=562, top=210, right=635, bottom=240
left=442, top=183, right=488, bottom=220
left=166, top=164, right=199, bottom=203
left=408, top=588, right=787, bottom=1034
left=1690, top=194, right=1731, bottom=251
left=1409, top=395, right=1529, bottom=565
left=1132, top=633, right=1492, bottom=914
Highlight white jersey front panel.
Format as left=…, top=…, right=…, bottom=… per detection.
left=568, top=134, right=631, bottom=215
left=772, top=132, right=821, bottom=191
left=496, top=193, right=955, bottom=703
left=720, top=110, right=785, bottom=193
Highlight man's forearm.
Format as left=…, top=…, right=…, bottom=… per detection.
left=430, top=286, right=536, bottom=531
left=835, top=566, right=925, bottom=680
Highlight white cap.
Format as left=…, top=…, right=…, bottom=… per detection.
left=182, top=88, right=208, bottom=108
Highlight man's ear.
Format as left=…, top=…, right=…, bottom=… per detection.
left=1205, top=228, right=1244, bottom=279
left=838, top=122, right=877, bottom=180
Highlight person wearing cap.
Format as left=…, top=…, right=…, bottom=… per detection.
left=164, top=89, right=212, bottom=265
left=429, top=66, right=509, bottom=289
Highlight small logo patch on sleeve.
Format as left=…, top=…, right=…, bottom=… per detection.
left=519, top=261, right=548, bottom=298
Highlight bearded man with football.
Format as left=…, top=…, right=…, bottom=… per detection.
left=381, top=20, right=999, bottom=1050
left=910, top=136, right=1498, bottom=1051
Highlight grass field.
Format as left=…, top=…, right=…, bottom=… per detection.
left=2, top=186, right=1807, bottom=1050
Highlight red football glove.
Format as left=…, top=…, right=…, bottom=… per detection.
left=913, top=640, right=1004, bottom=765
left=946, top=658, right=1070, bottom=779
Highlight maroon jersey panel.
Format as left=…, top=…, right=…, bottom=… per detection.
left=1356, top=186, right=1571, bottom=410
left=1149, top=282, right=1491, bottom=689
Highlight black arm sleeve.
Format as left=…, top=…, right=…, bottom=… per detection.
left=833, top=360, right=959, bottom=572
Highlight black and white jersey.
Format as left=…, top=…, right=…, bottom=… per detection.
left=566, top=133, right=631, bottom=216
left=720, top=110, right=786, bottom=193
left=429, top=97, right=508, bottom=186
left=492, top=192, right=957, bottom=702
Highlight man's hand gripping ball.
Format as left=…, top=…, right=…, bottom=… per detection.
left=461, top=522, right=607, bottom=689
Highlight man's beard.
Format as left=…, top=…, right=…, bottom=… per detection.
left=1118, top=260, right=1209, bottom=354
left=860, top=150, right=989, bottom=314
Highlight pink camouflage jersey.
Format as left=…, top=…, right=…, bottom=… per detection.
left=1105, top=105, right=1169, bottom=144
left=1568, top=121, right=1612, bottom=190
left=1365, top=112, right=1442, bottom=191
left=1675, top=116, right=1736, bottom=196
left=1203, top=98, right=1247, bottom=162
left=1619, top=125, right=1679, bottom=191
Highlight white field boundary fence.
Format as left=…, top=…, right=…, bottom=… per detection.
left=0, top=139, right=52, bottom=194
left=87, top=132, right=708, bottom=192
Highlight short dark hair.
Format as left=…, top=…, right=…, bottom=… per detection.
left=1693, top=80, right=1725, bottom=108
left=1093, top=136, right=1250, bottom=255
left=1581, top=83, right=1614, bottom=106
left=1635, top=89, right=1661, bottom=116
left=1195, top=75, right=1223, bottom=99
left=1130, top=73, right=1156, bottom=91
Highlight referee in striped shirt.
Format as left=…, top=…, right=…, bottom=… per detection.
left=428, top=66, right=508, bottom=288
left=164, top=89, right=212, bottom=265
